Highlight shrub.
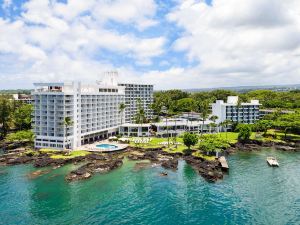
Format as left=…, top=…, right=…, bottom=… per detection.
left=237, top=124, right=252, bottom=142
left=198, top=134, right=230, bottom=154
left=183, top=132, right=198, bottom=150
left=183, top=148, right=192, bottom=156
left=5, top=130, right=34, bottom=143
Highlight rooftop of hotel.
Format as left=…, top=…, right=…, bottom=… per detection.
left=214, top=96, right=260, bottom=105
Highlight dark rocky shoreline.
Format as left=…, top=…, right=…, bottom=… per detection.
left=226, top=139, right=300, bottom=153
left=0, top=147, right=225, bottom=182
left=0, top=139, right=299, bottom=183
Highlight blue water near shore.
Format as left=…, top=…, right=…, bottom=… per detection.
left=0, top=148, right=300, bottom=225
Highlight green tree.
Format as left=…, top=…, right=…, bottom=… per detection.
left=150, top=100, right=163, bottom=122
left=196, top=100, right=211, bottom=136
left=0, top=97, right=12, bottom=138
left=14, top=104, right=33, bottom=130
left=237, top=124, right=252, bottom=143
left=64, top=117, right=73, bottom=152
left=219, top=119, right=232, bottom=139
left=154, top=90, right=189, bottom=102
left=209, top=122, right=217, bottom=134
left=175, top=98, right=196, bottom=113
left=198, top=134, right=230, bottom=156
left=254, top=120, right=272, bottom=135
left=5, top=130, right=34, bottom=143
left=135, top=98, right=146, bottom=137
left=118, top=103, right=126, bottom=125
left=183, top=132, right=198, bottom=150
left=162, top=105, right=171, bottom=148
left=209, top=115, right=218, bottom=133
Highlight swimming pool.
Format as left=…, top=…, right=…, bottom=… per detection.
left=96, top=144, right=118, bottom=150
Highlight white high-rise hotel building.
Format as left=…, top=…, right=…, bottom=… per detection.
left=32, top=72, right=153, bottom=150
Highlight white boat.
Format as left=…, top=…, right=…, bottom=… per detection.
left=266, top=157, right=279, bottom=167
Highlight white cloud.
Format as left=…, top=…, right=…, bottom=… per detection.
left=0, top=0, right=166, bottom=88
left=168, top=0, right=300, bottom=86
left=92, top=0, right=157, bottom=30
left=1, top=0, right=300, bottom=90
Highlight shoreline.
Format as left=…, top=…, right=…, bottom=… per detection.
left=0, top=139, right=299, bottom=183
left=226, top=139, right=300, bottom=154
left=0, top=146, right=225, bottom=182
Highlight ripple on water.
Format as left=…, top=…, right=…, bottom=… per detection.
left=0, top=150, right=300, bottom=225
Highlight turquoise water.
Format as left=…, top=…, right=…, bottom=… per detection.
left=0, top=149, right=300, bottom=225
left=96, top=144, right=118, bottom=149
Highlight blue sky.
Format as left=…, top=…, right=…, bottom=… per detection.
left=0, top=0, right=299, bottom=89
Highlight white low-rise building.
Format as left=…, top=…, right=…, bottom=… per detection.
left=119, top=118, right=215, bottom=137
left=211, top=96, right=260, bottom=125
left=12, top=93, right=32, bottom=104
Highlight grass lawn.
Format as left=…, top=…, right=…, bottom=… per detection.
left=216, top=130, right=300, bottom=143
left=128, top=137, right=191, bottom=153
left=211, top=132, right=239, bottom=144
left=22, top=149, right=39, bottom=156
left=273, top=132, right=300, bottom=141
left=50, top=150, right=90, bottom=159
left=39, top=149, right=91, bottom=159
left=39, top=149, right=61, bottom=154
left=192, top=151, right=216, bottom=161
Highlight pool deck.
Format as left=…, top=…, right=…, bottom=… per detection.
left=80, top=141, right=128, bottom=153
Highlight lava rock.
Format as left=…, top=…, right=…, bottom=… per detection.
left=6, top=155, right=33, bottom=165
left=66, top=159, right=123, bottom=182
left=161, top=159, right=178, bottom=170
left=275, top=145, right=296, bottom=151
left=34, top=157, right=66, bottom=168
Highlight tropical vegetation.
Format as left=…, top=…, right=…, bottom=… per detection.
left=182, top=132, right=198, bottom=150
left=0, top=95, right=33, bottom=139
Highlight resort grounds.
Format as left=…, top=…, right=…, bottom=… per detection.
left=34, top=130, right=300, bottom=162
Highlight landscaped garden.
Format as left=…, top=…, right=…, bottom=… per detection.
left=128, top=133, right=231, bottom=161
left=129, top=137, right=187, bottom=153
left=126, top=128, right=300, bottom=161
left=39, top=149, right=91, bottom=159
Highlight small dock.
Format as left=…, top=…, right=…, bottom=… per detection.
left=218, top=156, right=229, bottom=171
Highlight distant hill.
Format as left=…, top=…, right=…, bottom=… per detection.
left=0, top=89, right=32, bottom=95
left=183, top=84, right=300, bottom=93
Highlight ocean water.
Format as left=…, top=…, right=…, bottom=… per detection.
left=0, top=149, right=299, bottom=225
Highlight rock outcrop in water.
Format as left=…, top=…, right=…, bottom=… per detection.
left=65, top=159, right=123, bottom=182
left=127, top=148, right=179, bottom=170
left=0, top=147, right=223, bottom=182
left=184, top=155, right=223, bottom=182
left=0, top=149, right=34, bottom=166
left=161, top=159, right=178, bottom=170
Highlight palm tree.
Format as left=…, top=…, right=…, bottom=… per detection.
left=220, top=119, right=231, bottom=139
left=64, top=117, right=73, bottom=154
left=119, top=103, right=126, bottom=125
left=150, top=100, right=163, bottom=122
left=135, top=98, right=146, bottom=137
left=173, top=117, right=178, bottom=148
left=0, top=97, right=11, bottom=138
left=169, top=108, right=178, bottom=149
left=209, top=115, right=218, bottom=133
left=196, top=100, right=210, bottom=137
left=162, top=106, right=170, bottom=148
left=209, top=122, right=217, bottom=134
